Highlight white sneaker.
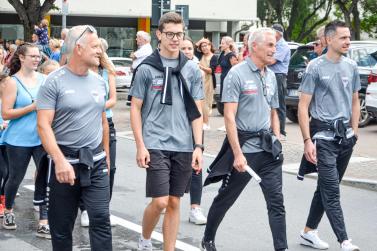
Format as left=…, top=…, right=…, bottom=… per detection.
left=341, top=240, right=359, bottom=251
left=138, top=236, right=152, bottom=251
left=300, top=230, right=329, bottom=249
left=189, top=207, right=207, bottom=225
left=80, top=210, right=89, bottom=227
left=110, top=215, right=116, bottom=227
left=217, top=126, right=226, bottom=132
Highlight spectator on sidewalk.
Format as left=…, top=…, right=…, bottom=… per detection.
left=131, top=31, right=153, bottom=71
left=269, top=23, right=291, bottom=138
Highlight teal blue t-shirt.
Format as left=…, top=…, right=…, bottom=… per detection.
left=2, top=73, right=45, bottom=147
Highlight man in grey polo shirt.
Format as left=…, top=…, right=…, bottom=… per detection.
left=201, top=28, right=287, bottom=251
left=298, top=21, right=360, bottom=251
left=37, top=25, right=112, bottom=251
left=269, top=24, right=291, bottom=138
left=129, top=12, right=203, bottom=251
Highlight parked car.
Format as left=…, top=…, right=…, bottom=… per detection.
left=366, top=52, right=377, bottom=119
left=285, top=41, right=377, bottom=127
left=287, top=41, right=302, bottom=56
left=109, top=57, right=133, bottom=89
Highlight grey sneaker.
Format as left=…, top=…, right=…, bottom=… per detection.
left=36, top=224, right=51, bottom=239
left=138, top=236, right=152, bottom=251
left=2, top=212, right=17, bottom=230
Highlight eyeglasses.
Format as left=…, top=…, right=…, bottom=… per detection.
left=162, top=31, right=185, bottom=40
left=75, top=25, right=96, bottom=44
left=24, top=55, right=41, bottom=60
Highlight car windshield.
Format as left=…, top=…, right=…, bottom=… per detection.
left=348, top=46, right=377, bottom=68
left=112, top=60, right=131, bottom=67
left=289, top=47, right=314, bottom=68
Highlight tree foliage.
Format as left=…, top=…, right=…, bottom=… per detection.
left=7, top=0, right=57, bottom=41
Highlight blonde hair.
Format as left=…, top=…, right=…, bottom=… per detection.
left=38, top=60, right=60, bottom=75
left=222, top=36, right=238, bottom=55
left=100, top=52, right=116, bottom=75
left=49, top=38, right=61, bottom=49
left=41, top=19, right=49, bottom=28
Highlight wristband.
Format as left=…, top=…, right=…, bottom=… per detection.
left=194, top=144, right=204, bottom=152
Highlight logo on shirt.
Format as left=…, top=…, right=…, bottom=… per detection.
left=242, top=82, right=258, bottom=95
left=152, top=77, right=163, bottom=91
left=341, top=77, right=349, bottom=88
left=91, top=91, right=102, bottom=103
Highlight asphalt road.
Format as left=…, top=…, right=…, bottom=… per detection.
left=1, top=137, right=377, bottom=251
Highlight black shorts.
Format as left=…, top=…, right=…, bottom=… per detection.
left=146, top=150, right=192, bottom=198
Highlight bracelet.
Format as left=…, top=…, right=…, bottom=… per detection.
left=304, top=138, right=311, bottom=143
left=194, top=144, right=205, bottom=152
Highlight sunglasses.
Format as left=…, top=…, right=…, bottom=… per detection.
left=75, top=25, right=96, bottom=44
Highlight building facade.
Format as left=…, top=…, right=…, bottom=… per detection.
left=0, top=0, right=257, bottom=56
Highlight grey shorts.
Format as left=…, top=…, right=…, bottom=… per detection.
left=146, top=150, right=192, bottom=198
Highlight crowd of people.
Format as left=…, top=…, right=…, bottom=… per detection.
left=0, top=11, right=361, bottom=251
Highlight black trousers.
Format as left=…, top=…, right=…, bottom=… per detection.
left=275, top=73, right=287, bottom=136
left=108, top=117, right=117, bottom=199
left=190, top=170, right=203, bottom=205
left=48, top=157, right=112, bottom=251
left=204, top=151, right=287, bottom=250
left=0, top=145, right=8, bottom=195
left=305, top=138, right=355, bottom=243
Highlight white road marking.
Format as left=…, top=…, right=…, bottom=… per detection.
left=23, top=185, right=200, bottom=251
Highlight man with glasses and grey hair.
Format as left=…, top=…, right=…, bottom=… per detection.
left=201, top=27, right=287, bottom=251
left=36, top=25, right=112, bottom=251
left=131, top=30, right=153, bottom=70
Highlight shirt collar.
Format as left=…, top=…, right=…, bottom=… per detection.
left=245, top=57, right=267, bottom=74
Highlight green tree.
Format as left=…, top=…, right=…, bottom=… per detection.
left=360, top=0, right=377, bottom=38
left=334, top=0, right=361, bottom=39
left=7, top=0, right=57, bottom=41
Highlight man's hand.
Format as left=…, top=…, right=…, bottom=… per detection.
left=55, top=159, right=76, bottom=186
left=304, top=140, right=317, bottom=165
left=233, top=153, right=247, bottom=172
left=192, top=148, right=203, bottom=174
left=136, top=146, right=150, bottom=168
left=106, top=157, right=110, bottom=176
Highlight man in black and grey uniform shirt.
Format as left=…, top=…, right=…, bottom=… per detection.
left=129, top=12, right=204, bottom=251
left=201, top=28, right=287, bottom=251
left=37, top=25, right=112, bottom=251
left=298, top=21, right=360, bottom=251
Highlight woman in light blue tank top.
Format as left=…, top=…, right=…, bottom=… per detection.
left=79, top=41, right=117, bottom=226
left=1, top=43, right=50, bottom=237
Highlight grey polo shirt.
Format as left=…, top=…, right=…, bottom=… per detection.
left=299, top=55, right=361, bottom=140
left=37, top=66, right=107, bottom=150
left=222, top=57, right=279, bottom=153
left=129, top=56, right=204, bottom=152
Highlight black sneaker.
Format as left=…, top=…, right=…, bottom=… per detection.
left=201, top=239, right=217, bottom=251
left=36, top=224, right=51, bottom=239
left=2, top=212, right=17, bottom=230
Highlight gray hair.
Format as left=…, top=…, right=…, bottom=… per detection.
left=316, top=25, right=325, bottom=38
left=99, top=38, right=108, bottom=52
left=38, top=59, right=60, bottom=74
left=64, top=25, right=97, bottom=60
left=136, top=31, right=151, bottom=42
left=248, top=28, right=275, bottom=51
left=9, top=44, right=17, bottom=52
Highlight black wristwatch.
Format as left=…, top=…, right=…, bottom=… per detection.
left=194, top=144, right=205, bottom=152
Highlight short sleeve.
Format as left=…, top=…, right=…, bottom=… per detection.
left=129, top=65, right=150, bottom=100
left=190, top=64, right=204, bottom=100
left=273, top=44, right=290, bottom=63
left=352, top=64, right=361, bottom=93
left=36, top=78, right=58, bottom=110
left=221, top=70, right=241, bottom=103
left=299, top=63, right=317, bottom=95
